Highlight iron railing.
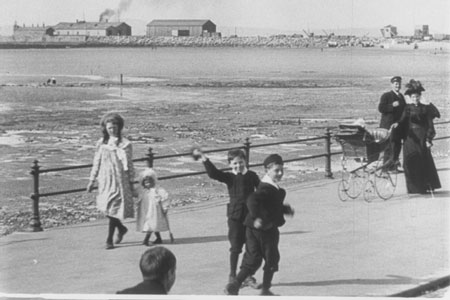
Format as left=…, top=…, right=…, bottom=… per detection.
left=28, top=121, right=450, bottom=231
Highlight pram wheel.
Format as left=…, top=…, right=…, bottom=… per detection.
left=338, top=180, right=349, bottom=201
left=374, top=159, right=397, bottom=200
left=363, top=180, right=375, bottom=203
left=344, top=170, right=365, bottom=199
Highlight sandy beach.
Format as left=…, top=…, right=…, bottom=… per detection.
left=0, top=46, right=449, bottom=236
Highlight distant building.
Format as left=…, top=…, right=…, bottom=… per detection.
left=433, top=33, right=450, bottom=41
left=414, top=25, right=430, bottom=40
left=146, top=19, right=218, bottom=37
left=53, top=20, right=131, bottom=37
left=13, top=23, right=54, bottom=39
left=380, top=25, right=397, bottom=38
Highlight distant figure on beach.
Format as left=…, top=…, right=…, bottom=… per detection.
left=45, top=77, right=56, bottom=86
left=87, top=113, right=135, bottom=250
left=192, top=147, right=261, bottom=289
left=392, top=80, right=441, bottom=194
left=378, top=76, right=406, bottom=171
left=117, top=246, right=176, bottom=294
left=224, top=154, right=294, bottom=296
left=136, top=168, right=171, bottom=246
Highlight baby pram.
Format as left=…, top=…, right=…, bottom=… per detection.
left=335, top=124, right=398, bottom=202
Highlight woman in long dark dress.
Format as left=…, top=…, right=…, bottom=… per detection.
left=393, top=80, right=441, bottom=194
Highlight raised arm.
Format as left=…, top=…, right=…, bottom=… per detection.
left=203, top=158, right=232, bottom=184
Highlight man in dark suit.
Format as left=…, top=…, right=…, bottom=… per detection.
left=378, top=76, right=406, bottom=170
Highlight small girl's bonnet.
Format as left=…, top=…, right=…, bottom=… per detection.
left=139, top=168, right=158, bottom=185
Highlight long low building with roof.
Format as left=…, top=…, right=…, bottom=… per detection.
left=146, top=19, right=219, bottom=37
left=52, top=20, right=131, bottom=37
left=13, top=23, right=54, bottom=40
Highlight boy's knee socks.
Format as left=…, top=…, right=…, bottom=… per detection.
left=229, top=252, right=239, bottom=276
left=262, top=270, right=274, bottom=289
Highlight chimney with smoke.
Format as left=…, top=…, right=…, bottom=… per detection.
left=99, top=8, right=115, bottom=22
left=99, top=0, right=132, bottom=22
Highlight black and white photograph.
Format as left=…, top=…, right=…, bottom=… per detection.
left=0, top=0, right=449, bottom=298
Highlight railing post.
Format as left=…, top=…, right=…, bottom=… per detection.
left=324, top=128, right=333, bottom=178
left=244, top=137, right=251, bottom=168
left=30, top=160, right=43, bottom=232
left=147, top=147, right=154, bottom=168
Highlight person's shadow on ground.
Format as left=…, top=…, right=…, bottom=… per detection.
left=116, top=230, right=309, bottom=247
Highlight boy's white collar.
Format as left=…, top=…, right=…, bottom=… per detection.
left=261, top=174, right=279, bottom=189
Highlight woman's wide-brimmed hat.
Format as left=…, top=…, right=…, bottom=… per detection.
left=404, top=79, right=425, bottom=96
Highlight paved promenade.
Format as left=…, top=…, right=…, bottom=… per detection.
left=1, top=159, right=449, bottom=298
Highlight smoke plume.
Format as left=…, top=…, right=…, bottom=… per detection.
left=99, top=8, right=115, bottom=22
left=118, top=0, right=133, bottom=12
left=99, top=0, right=133, bottom=22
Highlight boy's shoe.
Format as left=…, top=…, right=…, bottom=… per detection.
left=153, top=238, right=163, bottom=244
left=241, top=276, right=260, bottom=289
left=260, top=288, right=277, bottom=296
left=115, top=227, right=128, bottom=244
left=224, top=281, right=239, bottom=295
left=143, top=240, right=150, bottom=246
left=105, top=242, right=114, bottom=250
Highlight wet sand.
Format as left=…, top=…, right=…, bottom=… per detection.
left=1, top=48, right=449, bottom=235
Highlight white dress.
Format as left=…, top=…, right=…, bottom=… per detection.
left=136, top=187, right=170, bottom=232
left=89, top=138, right=134, bottom=220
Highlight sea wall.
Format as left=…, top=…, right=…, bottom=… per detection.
left=1, top=35, right=448, bottom=49
left=0, top=35, right=371, bottom=48
left=85, top=35, right=329, bottom=48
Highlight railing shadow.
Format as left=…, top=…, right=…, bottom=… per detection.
left=273, top=275, right=420, bottom=287
left=25, top=121, right=450, bottom=232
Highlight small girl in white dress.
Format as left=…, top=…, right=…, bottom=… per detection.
left=136, top=168, right=171, bottom=246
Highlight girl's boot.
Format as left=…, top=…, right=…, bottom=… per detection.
left=143, top=232, right=152, bottom=246
left=106, top=216, right=115, bottom=250
left=154, top=232, right=162, bottom=244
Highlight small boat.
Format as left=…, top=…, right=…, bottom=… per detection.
left=327, top=41, right=338, bottom=47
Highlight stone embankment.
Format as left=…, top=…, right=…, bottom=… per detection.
left=0, top=35, right=380, bottom=48
left=85, top=35, right=370, bottom=48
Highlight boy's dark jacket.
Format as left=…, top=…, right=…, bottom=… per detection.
left=116, top=279, right=167, bottom=294
left=244, top=182, right=290, bottom=230
left=203, top=159, right=260, bottom=221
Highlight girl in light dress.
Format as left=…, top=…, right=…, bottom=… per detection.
left=136, top=168, right=171, bottom=246
left=87, top=113, right=134, bottom=250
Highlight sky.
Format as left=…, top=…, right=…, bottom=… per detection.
left=1, top=0, right=449, bottom=36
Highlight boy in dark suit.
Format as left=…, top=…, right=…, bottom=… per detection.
left=116, top=246, right=176, bottom=295
left=224, top=154, right=294, bottom=296
left=378, top=76, right=406, bottom=170
left=193, top=148, right=261, bottom=288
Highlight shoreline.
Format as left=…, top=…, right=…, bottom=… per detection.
left=1, top=46, right=448, bottom=238
left=1, top=35, right=449, bottom=50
